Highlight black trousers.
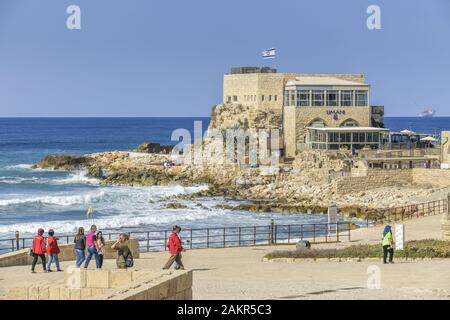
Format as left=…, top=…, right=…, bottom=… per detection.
left=31, top=253, right=46, bottom=271
left=98, top=254, right=104, bottom=268
left=383, top=245, right=394, bottom=263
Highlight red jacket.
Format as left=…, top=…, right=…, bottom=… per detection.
left=32, top=235, right=46, bottom=255
left=47, top=236, right=60, bottom=255
left=167, top=232, right=183, bottom=254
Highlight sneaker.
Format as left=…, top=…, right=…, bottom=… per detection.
left=31, top=270, right=36, bottom=274
left=57, top=269, right=63, bottom=272
left=389, top=261, right=395, bottom=264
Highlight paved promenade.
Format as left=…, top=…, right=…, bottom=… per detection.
left=1, top=213, right=449, bottom=300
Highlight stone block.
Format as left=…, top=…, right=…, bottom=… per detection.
left=146, top=287, right=159, bottom=300
left=86, top=270, right=110, bottom=288
left=167, top=277, right=178, bottom=297
left=28, top=287, right=39, bottom=300
left=184, top=288, right=193, bottom=300
left=64, top=267, right=87, bottom=288
left=7, top=287, right=28, bottom=300
left=90, top=288, right=108, bottom=297
left=70, top=288, right=82, bottom=300
left=38, top=287, right=50, bottom=300
left=157, top=282, right=169, bottom=300
left=60, top=288, right=70, bottom=300
left=49, top=287, right=61, bottom=300
left=109, top=270, right=132, bottom=288
left=81, top=288, right=93, bottom=298
left=176, top=271, right=193, bottom=292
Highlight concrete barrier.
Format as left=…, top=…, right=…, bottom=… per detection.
left=0, top=239, right=140, bottom=268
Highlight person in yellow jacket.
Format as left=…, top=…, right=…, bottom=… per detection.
left=382, top=225, right=394, bottom=264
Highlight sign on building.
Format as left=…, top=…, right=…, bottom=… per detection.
left=395, top=224, right=405, bottom=250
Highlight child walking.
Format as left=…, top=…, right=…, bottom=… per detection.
left=96, top=231, right=106, bottom=268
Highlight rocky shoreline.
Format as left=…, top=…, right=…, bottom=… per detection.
left=36, top=149, right=445, bottom=221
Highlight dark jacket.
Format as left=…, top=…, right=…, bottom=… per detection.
left=74, top=235, right=86, bottom=250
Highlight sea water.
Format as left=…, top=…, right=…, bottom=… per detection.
left=0, top=117, right=448, bottom=243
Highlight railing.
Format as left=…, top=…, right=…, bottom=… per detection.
left=365, top=197, right=449, bottom=227
left=1, top=197, right=448, bottom=255
left=0, top=222, right=353, bottom=255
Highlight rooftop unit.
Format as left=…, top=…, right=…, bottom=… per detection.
left=230, top=67, right=277, bottom=74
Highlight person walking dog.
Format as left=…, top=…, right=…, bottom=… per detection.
left=31, top=228, right=47, bottom=273
left=382, top=225, right=394, bottom=264
left=163, top=225, right=185, bottom=270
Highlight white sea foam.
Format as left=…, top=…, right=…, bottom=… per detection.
left=0, top=190, right=106, bottom=207
left=0, top=176, right=41, bottom=184
left=5, top=164, right=34, bottom=170
left=52, top=171, right=100, bottom=185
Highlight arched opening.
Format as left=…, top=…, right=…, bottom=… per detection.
left=308, top=118, right=327, bottom=128
left=340, top=118, right=360, bottom=127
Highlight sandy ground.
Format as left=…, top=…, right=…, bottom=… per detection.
left=1, top=213, right=449, bottom=300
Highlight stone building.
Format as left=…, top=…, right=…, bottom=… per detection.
left=222, top=67, right=385, bottom=157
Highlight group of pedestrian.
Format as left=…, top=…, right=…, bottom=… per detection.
left=74, top=225, right=107, bottom=269
left=30, top=228, right=63, bottom=273
left=30, top=224, right=133, bottom=273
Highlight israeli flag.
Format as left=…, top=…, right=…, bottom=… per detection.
left=262, top=48, right=276, bottom=59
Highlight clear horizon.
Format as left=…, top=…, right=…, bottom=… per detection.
left=0, top=0, right=449, bottom=117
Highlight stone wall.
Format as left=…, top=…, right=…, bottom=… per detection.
left=412, top=168, right=450, bottom=187
left=0, top=239, right=140, bottom=268
left=6, top=269, right=192, bottom=301
left=336, top=169, right=413, bottom=194
left=295, top=106, right=372, bottom=144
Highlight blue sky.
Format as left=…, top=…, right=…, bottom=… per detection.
left=0, top=0, right=449, bottom=117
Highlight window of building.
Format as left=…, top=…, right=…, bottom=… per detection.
left=340, top=119, right=359, bottom=127
left=232, top=96, right=238, bottom=102
left=309, top=119, right=327, bottom=128
left=227, top=96, right=232, bottom=103
left=326, top=90, right=338, bottom=106
left=297, top=90, right=310, bottom=107
left=274, top=95, right=278, bottom=101
left=269, top=95, right=272, bottom=101
left=312, top=90, right=324, bottom=106
left=261, top=95, right=265, bottom=101
left=340, top=90, right=353, bottom=106
left=284, top=92, right=290, bottom=106
left=355, top=90, right=368, bottom=106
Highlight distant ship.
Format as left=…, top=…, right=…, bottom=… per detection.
left=418, top=108, right=435, bottom=117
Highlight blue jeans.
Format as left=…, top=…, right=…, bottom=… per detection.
left=75, top=249, right=85, bottom=268
left=84, top=246, right=100, bottom=269
left=47, top=254, right=61, bottom=271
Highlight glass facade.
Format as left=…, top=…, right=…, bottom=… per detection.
left=284, top=88, right=368, bottom=107
left=307, top=129, right=385, bottom=150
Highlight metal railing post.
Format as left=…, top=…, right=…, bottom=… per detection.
left=238, top=227, right=241, bottom=246
left=207, top=229, right=210, bottom=248
left=270, top=219, right=275, bottom=245
left=190, top=229, right=193, bottom=249
left=348, top=223, right=351, bottom=241
left=336, top=222, right=339, bottom=242
left=313, top=224, right=316, bottom=243
left=164, top=230, right=168, bottom=251
left=147, top=232, right=150, bottom=252
left=223, top=228, right=226, bottom=248
left=15, top=231, right=19, bottom=251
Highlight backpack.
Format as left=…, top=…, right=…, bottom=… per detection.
left=125, top=251, right=134, bottom=268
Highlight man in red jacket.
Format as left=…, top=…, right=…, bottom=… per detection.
left=31, top=228, right=47, bottom=273
left=163, top=225, right=185, bottom=270
left=46, top=229, right=62, bottom=272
